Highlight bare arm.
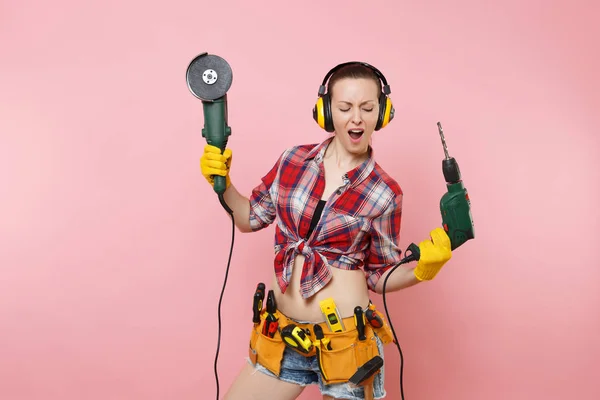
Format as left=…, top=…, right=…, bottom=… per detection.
left=220, top=183, right=253, bottom=233
left=374, top=265, right=421, bottom=294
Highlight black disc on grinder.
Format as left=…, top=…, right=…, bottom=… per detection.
left=186, top=52, right=233, bottom=101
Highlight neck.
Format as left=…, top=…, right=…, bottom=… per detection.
left=325, top=136, right=369, bottom=171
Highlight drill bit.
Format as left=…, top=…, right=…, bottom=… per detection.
left=437, top=121, right=450, bottom=160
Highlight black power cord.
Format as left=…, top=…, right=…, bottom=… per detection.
left=214, top=193, right=235, bottom=400
left=381, top=243, right=420, bottom=400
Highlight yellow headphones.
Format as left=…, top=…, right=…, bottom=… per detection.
left=312, top=61, right=395, bottom=133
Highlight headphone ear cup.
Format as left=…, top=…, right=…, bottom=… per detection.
left=376, top=94, right=394, bottom=131
left=313, top=97, right=326, bottom=130
left=322, top=93, right=335, bottom=133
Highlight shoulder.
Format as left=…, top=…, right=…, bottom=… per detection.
left=371, top=161, right=403, bottom=197
left=351, top=160, right=403, bottom=217
left=276, top=142, right=320, bottom=165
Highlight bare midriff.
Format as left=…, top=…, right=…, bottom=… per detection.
left=271, top=253, right=371, bottom=323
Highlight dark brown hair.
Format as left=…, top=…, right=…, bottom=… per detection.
left=326, top=63, right=382, bottom=96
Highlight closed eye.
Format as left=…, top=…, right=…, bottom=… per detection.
left=339, top=107, right=374, bottom=112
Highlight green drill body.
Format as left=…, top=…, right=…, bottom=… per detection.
left=440, top=157, right=475, bottom=250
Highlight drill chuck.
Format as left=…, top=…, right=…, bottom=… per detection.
left=442, top=157, right=461, bottom=185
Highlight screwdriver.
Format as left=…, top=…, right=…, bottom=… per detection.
left=313, top=324, right=332, bottom=350
left=252, top=283, right=265, bottom=324
left=313, top=324, right=330, bottom=382
left=354, top=306, right=366, bottom=341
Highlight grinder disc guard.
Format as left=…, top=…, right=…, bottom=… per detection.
left=186, top=52, right=233, bottom=101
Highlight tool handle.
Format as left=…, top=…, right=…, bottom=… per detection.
left=313, top=324, right=332, bottom=350
left=252, top=292, right=263, bottom=324
left=256, top=283, right=265, bottom=298
left=364, top=381, right=375, bottom=400
left=252, top=283, right=265, bottom=323
left=313, top=324, right=324, bottom=340
left=354, top=306, right=366, bottom=341
left=211, top=176, right=225, bottom=194
left=441, top=184, right=475, bottom=250
left=201, top=97, right=231, bottom=195
left=266, top=290, right=276, bottom=314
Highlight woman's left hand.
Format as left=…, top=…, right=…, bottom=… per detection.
left=413, top=227, right=452, bottom=281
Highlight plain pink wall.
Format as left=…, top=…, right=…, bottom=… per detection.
left=1, top=0, right=599, bottom=399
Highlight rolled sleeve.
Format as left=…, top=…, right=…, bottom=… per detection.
left=248, top=151, right=285, bottom=232
left=364, top=191, right=403, bottom=292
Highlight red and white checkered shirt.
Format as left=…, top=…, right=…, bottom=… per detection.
left=249, top=136, right=404, bottom=299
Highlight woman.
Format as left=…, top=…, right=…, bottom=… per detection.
left=200, top=62, right=452, bottom=400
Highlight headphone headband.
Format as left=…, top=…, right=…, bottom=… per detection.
left=317, top=61, right=391, bottom=96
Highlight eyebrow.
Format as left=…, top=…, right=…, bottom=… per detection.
left=337, top=100, right=376, bottom=105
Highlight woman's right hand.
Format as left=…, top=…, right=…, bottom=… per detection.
left=200, top=144, right=232, bottom=189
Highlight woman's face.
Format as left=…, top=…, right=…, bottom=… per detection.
left=330, top=77, right=380, bottom=157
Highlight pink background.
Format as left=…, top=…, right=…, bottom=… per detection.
left=1, top=0, right=599, bottom=399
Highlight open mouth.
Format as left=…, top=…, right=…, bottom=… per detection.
left=348, top=129, right=364, bottom=141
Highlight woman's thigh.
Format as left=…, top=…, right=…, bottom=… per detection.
left=224, top=363, right=305, bottom=400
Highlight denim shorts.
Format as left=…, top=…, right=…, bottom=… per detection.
left=246, top=330, right=387, bottom=400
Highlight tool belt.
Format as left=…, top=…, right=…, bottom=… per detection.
left=248, top=301, right=395, bottom=386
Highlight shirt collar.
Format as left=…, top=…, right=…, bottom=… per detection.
left=303, top=136, right=376, bottom=188
left=302, top=136, right=333, bottom=162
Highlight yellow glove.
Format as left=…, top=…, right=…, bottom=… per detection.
left=200, top=144, right=232, bottom=189
left=413, top=227, right=452, bottom=281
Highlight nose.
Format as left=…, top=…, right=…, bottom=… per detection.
left=351, top=108, right=362, bottom=125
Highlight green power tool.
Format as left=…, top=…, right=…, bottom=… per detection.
left=380, top=121, right=475, bottom=400
left=437, top=121, right=475, bottom=250
left=186, top=52, right=233, bottom=202
left=185, top=52, right=236, bottom=400
left=401, top=121, right=475, bottom=260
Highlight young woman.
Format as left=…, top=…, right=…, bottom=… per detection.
left=200, top=62, right=452, bottom=400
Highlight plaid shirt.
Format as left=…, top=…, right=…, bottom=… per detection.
left=249, top=136, right=404, bottom=299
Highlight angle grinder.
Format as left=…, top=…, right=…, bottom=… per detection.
left=185, top=52, right=236, bottom=400
left=186, top=52, right=234, bottom=207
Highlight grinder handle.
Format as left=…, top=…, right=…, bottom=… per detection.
left=213, top=176, right=227, bottom=194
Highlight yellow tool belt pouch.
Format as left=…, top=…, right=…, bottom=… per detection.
left=315, top=322, right=381, bottom=385
left=248, top=311, right=286, bottom=377
left=248, top=309, right=388, bottom=385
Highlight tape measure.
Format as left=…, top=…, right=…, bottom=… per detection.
left=281, top=325, right=313, bottom=354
